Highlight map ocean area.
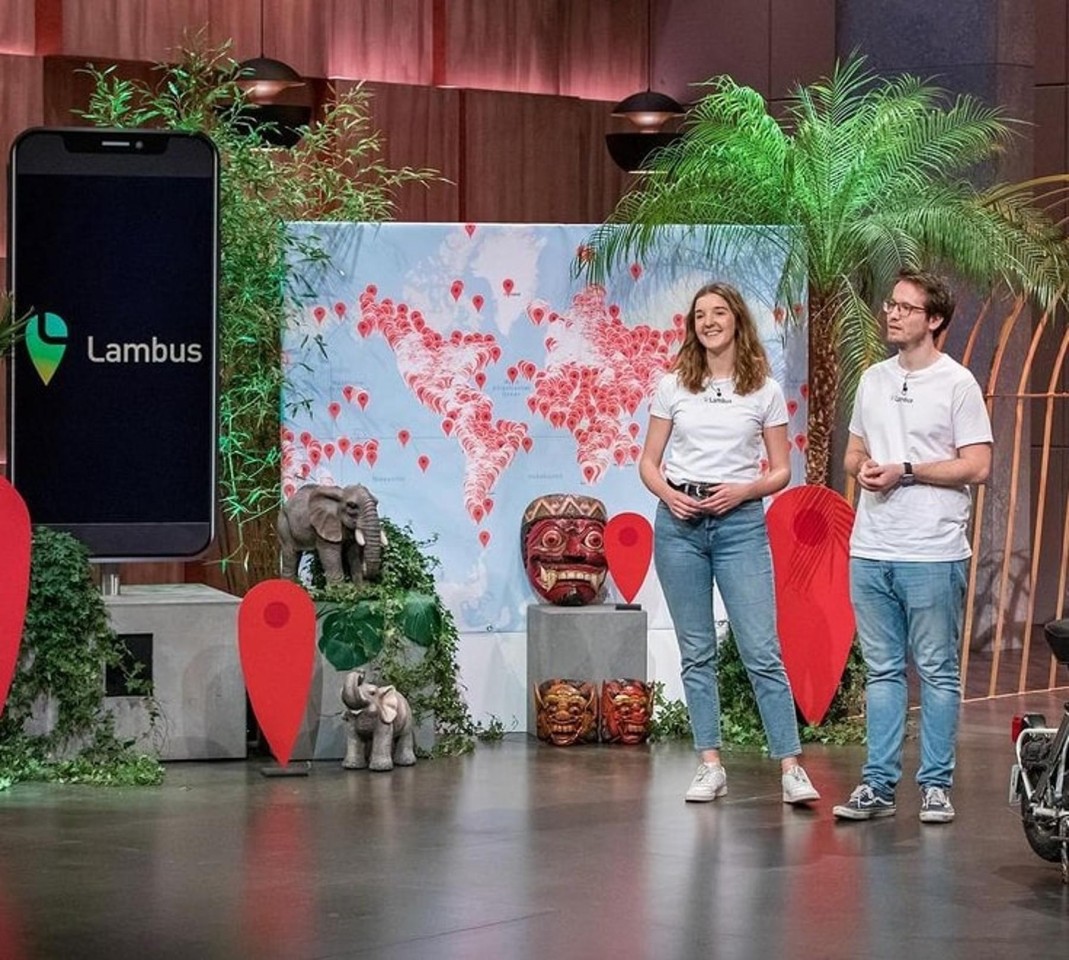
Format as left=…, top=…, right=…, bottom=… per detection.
left=281, top=223, right=806, bottom=633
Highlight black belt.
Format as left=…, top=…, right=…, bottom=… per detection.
left=667, top=479, right=717, bottom=498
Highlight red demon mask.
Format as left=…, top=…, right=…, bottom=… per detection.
left=521, top=493, right=607, bottom=605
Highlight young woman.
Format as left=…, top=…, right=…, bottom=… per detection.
left=639, top=281, right=819, bottom=804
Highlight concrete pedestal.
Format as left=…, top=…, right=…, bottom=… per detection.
left=289, top=653, right=349, bottom=762
left=290, top=638, right=436, bottom=763
left=526, top=604, right=647, bottom=735
left=103, top=584, right=245, bottom=760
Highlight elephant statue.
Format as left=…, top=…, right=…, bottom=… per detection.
left=341, top=670, right=416, bottom=771
left=278, top=483, right=387, bottom=586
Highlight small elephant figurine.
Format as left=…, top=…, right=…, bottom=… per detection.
left=278, top=483, right=387, bottom=586
left=341, top=670, right=417, bottom=772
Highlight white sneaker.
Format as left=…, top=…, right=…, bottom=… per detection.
left=781, top=765, right=820, bottom=804
left=685, top=762, right=727, bottom=802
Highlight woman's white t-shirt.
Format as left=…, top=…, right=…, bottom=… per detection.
left=849, top=353, right=993, bottom=561
left=650, top=372, right=788, bottom=484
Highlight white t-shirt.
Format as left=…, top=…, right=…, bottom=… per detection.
left=849, top=353, right=993, bottom=561
left=650, top=372, right=787, bottom=484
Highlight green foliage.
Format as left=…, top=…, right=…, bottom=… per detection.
left=311, top=519, right=486, bottom=756
left=584, top=55, right=1069, bottom=483
left=77, top=35, right=438, bottom=584
left=645, top=629, right=865, bottom=748
left=647, top=681, right=693, bottom=742
left=0, top=529, right=164, bottom=790
left=718, top=628, right=866, bottom=748
left=0, top=291, right=27, bottom=356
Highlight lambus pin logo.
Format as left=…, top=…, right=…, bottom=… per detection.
left=25, top=311, right=68, bottom=385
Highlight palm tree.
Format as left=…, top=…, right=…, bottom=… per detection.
left=584, top=57, right=1069, bottom=485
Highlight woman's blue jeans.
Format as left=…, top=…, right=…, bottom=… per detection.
left=850, top=558, right=967, bottom=795
left=654, top=499, right=802, bottom=758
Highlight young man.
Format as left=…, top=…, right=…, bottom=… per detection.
left=833, top=270, right=993, bottom=824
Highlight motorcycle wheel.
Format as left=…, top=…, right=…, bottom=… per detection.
left=1021, top=788, right=1064, bottom=863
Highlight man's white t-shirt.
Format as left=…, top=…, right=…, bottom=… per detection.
left=849, top=353, right=993, bottom=562
left=650, top=372, right=788, bottom=484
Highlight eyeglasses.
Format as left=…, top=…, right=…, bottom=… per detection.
left=882, top=299, right=928, bottom=319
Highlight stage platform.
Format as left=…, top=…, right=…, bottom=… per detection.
left=1, top=691, right=1067, bottom=959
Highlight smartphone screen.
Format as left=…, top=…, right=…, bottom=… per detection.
left=7, top=128, right=218, bottom=559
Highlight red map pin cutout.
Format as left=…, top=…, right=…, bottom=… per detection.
left=238, top=579, right=316, bottom=767
left=766, top=485, right=856, bottom=726
left=0, top=478, right=31, bottom=719
left=605, top=512, right=653, bottom=603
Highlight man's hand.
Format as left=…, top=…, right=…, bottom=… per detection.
left=856, top=459, right=904, bottom=493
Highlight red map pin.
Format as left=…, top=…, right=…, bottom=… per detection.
left=0, top=478, right=31, bottom=719
left=766, top=485, right=856, bottom=726
left=238, top=579, right=316, bottom=767
left=605, top=512, right=653, bottom=603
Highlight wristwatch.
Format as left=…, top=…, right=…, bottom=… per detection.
left=900, top=462, right=916, bottom=487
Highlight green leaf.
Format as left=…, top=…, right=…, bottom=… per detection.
left=317, top=600, right=385, bottom=669
left=399, top=592, right=441, bottom=647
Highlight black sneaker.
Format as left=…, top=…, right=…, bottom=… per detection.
left=832, top=784, right=896, bottom=820
left=919, top=786, right=955, bottom=823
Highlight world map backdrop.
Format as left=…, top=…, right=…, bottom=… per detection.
left=281, top=223, right=808, bottom=633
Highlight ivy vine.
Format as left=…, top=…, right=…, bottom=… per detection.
left=0, top=529, right=163, bottom=790
left=310, top=519, right=502, bottom=756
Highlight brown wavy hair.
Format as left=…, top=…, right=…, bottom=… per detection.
left=671, top=282, right=770, bottom=395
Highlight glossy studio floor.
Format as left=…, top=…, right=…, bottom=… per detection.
left=1, top=692, right=1068, bottom=960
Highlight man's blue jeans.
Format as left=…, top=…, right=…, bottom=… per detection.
left=654, top=499, right=801, bottom=758
left=850, top=558, right=967, bottom=796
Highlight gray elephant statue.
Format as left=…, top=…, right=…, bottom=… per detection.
left=341, top=670, right=417, bottom=771
left=278, top=483, right=387, bottom=585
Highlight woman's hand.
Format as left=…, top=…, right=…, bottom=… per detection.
left=699, top=483, right=749, bottom=516
left=665, top=488, right=702, bottom=520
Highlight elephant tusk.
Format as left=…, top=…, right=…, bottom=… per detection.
left=380, top=529, right=388, bottom=548
left=355, top=529, right=366, bottom=547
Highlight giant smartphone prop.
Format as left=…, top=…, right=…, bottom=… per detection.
left=7, top=128, right=218, bottom=559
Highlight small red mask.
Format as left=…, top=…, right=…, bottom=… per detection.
left=600, top=679, right=653, bottom=744
left=521, top=493, right=608, bottom=605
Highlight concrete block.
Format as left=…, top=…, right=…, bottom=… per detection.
left=103, top=584, right=245, bottom=761
left=526, top=604, right=647, bottom=735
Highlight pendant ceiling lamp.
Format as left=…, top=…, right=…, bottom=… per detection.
left=606, top=0, right=684, bottom=173
left=237, top=0, right=306, bottom=104
left=235, top=0, right=310, bottom=148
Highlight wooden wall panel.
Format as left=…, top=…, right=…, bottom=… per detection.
left=462, top=89, right=583, bottom=222
left=0, top=0, right=36, bottom=55
left=61, top=0, right=216, bottom=61
left=559, top=0, right=646, bottom=101
left=443, top=0, right=561, bottom=95
left=1036, top=0, right=1067, bottom=86
left=0, top=54, right=45, bottom=260
left=260, top=0, right=331, bottom=79
left=325, top=0, right=433, bottom=84
left=659, top=0, right=770, bottom=104
left=770, top=0, right=835, bottom=100
left=576, top=98, right=635, bottom=223
left=42, top=55, right=155, bottom=125
left=360, top=81, right=460, bottom=222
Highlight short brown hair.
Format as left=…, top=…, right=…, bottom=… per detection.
left=898, top=269, right=955, bottom=336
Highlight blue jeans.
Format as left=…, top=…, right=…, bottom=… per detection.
left=654, top=499, right=802, bottom=758
left=850, top=558, right=967, bottom=795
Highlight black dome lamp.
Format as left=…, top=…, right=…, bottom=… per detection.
left=237, top=0, right=306, bottom=104
left=235, top=0, right=310, bottom=148
left=236, top=55, right=305, bottom=103
left=605, top=0, right=685, bottom=173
